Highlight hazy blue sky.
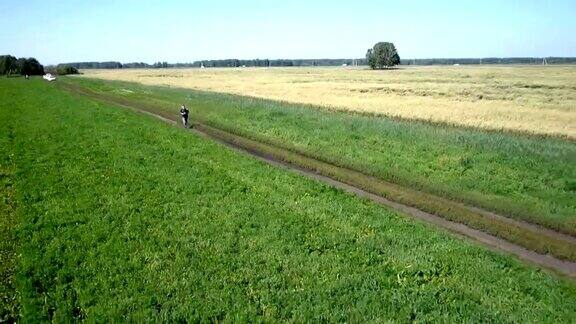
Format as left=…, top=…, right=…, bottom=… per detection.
left=1, top=0, right=575, bottom=64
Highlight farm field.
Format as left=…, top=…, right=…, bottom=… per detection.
left=66, top=77, right=576, bottom=241
left=2, top=77, right=576, bottom=321
left=81, top=66, right=576, bottom=138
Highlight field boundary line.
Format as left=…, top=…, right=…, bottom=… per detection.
left=56, top=80, right=576, bottom=277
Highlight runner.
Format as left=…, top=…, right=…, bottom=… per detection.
left=180, top=104, right=189, bottom=128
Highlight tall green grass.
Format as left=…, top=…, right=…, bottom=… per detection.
left=2, top=78, right=576, bottom=321
left=0, top=97, right=18, bottom=322
left=68, top=77, right=576, bottom=235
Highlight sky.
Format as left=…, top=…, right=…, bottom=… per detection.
left=1, top=0, right=575, bottom=65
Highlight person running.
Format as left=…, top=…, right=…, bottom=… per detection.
left=180, top=104, right=190, bottom=128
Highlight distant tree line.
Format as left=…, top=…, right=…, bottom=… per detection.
left=190, top=58, right=365, bottom=68
left=44, top=64, right=80, bottom=75
left=56, top=65, right=79, bottom=75
left=0, top=55, right=44, bottom=76
left=400, top=57, right=576, bottom=65
left=58, top=57, right=576, bottom=69
left=59, top=59, right=366, bottom=69
left=63, top=61, right=123, bottom=69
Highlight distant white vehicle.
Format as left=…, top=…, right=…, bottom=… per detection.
left=43, top=73, right=56, bottom=81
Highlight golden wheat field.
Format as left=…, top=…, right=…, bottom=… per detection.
left=80, top=65, right=576, bottom=138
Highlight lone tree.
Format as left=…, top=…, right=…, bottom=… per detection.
left=366, top=42, right=400, bottom=69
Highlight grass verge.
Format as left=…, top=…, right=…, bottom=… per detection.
left=0, top=118, right=19, bottom=323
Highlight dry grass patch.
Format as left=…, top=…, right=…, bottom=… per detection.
left=80, top=66, right=576, bottom=138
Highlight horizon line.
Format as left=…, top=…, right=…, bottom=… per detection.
left=49, top=56, right=576, bottom=66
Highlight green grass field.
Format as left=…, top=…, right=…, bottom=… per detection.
left=2, top=77, right=576, bottom=321
left=67, top=77, right=576, bottom=237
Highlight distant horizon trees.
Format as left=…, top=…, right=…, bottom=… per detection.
left=56, top=56, right=576, bottom=70
left=64, top=61, right=123, bottom=69
left=153, top=62, right=170, bottom=68
left=55, top=65, right=79, bottom=75
left=0, top=55, right=44, bottom=76
left=366, top=42, right=400, bottom=69
left=191, top=59, right=361, bottom=68
left=58, top=59, right=367, bottom=69
left=2, top=53, right=574, bottom=77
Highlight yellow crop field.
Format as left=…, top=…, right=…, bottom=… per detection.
left=80, top=66, right=576, bottom=138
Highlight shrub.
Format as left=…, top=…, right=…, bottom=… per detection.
left=56, top=65, right=79, bottom=75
